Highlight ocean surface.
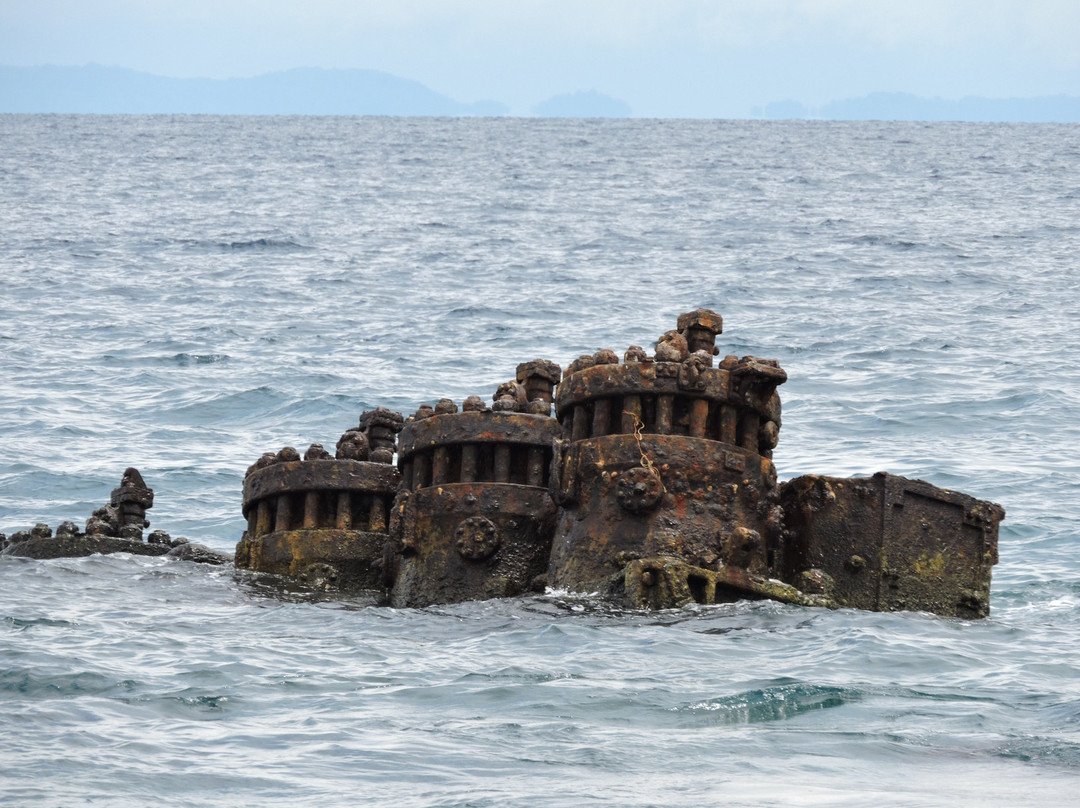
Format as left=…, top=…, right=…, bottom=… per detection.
left=1, top=115, right=1079, bottom=807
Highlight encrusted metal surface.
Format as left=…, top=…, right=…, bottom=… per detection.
left=617, top=557, right=834, bottom=611
left=399, top=410, right=559, bottom=453
left=236, top=414, right=404, bottom=587
left=243, top=460, right=399, bottom=508
left=235, top=527, right=391, bottom=590
left=549, top=434, right=781, bottom=595
left=4, top=532, right=173, bottom=560
left=779, top=472, right=1004, bottom=618
left=398, top=411, right=560, bottom=491
left=389, top=483, right=556, bottom=607
left=389, top=404, right=561, bottom=607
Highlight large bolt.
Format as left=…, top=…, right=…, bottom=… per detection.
left=677, top=308, right=723, bottom=356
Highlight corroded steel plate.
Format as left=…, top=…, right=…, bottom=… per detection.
left=556, top=362, right=731, bottom=408
left=779, top=472, right=1003, bottom=618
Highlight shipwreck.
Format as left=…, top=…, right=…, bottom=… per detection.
left=2, top=308, right=1005, bottom=618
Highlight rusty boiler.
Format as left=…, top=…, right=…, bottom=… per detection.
left=235, top=407, right=403, bottom=589
left=388, top=361, right=562, bottom=607
left=546, top=308, right=1004, bottom=616
left=548, top=309, right=823, bottom=609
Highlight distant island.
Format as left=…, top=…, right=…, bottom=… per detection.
left=757, top=92, right=1080, bottom=123
left=0, top=65, right=635, bottom=119
left=2, top=65, right=1079, bottom=121
left=0, top=65, right=507, bottom=116
left=532, top=91, right=631, bottom=118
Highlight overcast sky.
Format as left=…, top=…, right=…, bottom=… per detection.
left=3, top=0, right=1078, bottom=117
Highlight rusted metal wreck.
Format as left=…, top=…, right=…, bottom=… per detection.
left=234, top=408, right=403, bottom=589
left=1, top=467, right=228, bottom=565
left=231, top=308, right=1005, bottom=618
left=1, top=307, right=1003, bottom=617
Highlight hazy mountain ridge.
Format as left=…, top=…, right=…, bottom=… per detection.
left=761, top=91, right=1080, bottom=122
left=0, top=64, right=506, bottom=116
left=2, top=65, right=1078, bottom=121
left=532, top=90, right=631, bottom=118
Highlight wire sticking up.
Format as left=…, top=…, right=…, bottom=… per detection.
left=631, top=414, right=662, bottom=484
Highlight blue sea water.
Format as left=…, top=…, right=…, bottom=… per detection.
left=1, top=114, right=1079, bottom=806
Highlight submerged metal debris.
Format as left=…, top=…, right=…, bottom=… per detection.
left=234, top=407, right=403, bottom=590
left=1, top=468, right=229, bottom=564
left=388, top=361, right=562, bottom=607
left=780, top=473, right=1002, bottom=616
left=232, top=307, right=1004, bottom=617
left=4, top=308, right=1005, bottom=617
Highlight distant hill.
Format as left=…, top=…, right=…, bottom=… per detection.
left=532, top=91, right=631, bottom=118
left=0, top=65, right=507, bottom=116
left=5, top=66, right=1076, bottom=121
left=760, top=92, right=1080, bottom=122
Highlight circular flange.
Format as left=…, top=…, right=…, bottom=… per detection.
left=455, top=516, right=500, bottom=560
left=297, top=562, right=339, bottom=590
left=615, top=466, right=663, bottom=513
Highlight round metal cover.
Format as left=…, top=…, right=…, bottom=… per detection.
left=455, top=515, right=500, bottom=560
left=616, top=466, right=663, bottom=512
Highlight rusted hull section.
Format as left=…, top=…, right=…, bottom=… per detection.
left=389, top=483, right=556, bottom=607
left=5, top=533, right=172, bottom=560
left=3, top=468, right=228, bottom=564
left=779, top=473, right=1004, bottom=618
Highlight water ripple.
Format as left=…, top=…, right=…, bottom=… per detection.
left=0, top=116, right=1078, bottom=807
